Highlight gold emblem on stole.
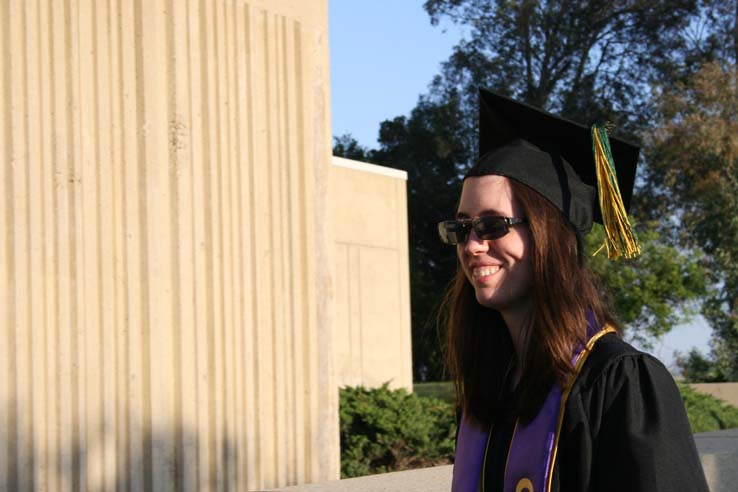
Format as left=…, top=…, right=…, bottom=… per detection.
left=515, top=477, right=534, bottom=492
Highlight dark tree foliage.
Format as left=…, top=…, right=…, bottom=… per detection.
left=671, top=0, right=738, bottom=74
left=424, top=0, right=698, bottom=142
left=676, top=349, right=723, bottom=383
left=333, top=134, right=371, bottom=162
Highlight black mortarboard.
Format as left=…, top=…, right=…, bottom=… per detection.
left=467, top=89, right=641, bottom=258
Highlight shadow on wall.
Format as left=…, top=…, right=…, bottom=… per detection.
left=1, top=401, right=238, bottom=491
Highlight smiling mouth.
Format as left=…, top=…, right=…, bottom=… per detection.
left=472, top=265, right=501, bottom=278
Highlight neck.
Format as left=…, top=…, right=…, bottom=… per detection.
left=499, top=301, right=533, bottom=384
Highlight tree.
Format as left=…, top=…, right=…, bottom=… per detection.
left=585, top=224, right=706, bottom=348
left=676, top=349, right=723, bottom=383
left=333, top=134, right=371, bottom=162
left=424, top=0, right=699, bottom=141
left=647, top=61, right=738, bottom=380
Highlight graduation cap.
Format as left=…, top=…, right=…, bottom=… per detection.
left=467, top=89, right=641, bottom=259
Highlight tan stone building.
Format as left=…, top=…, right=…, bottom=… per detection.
left=331, top=157, right=413, bottom=391
left=0, top=0, right=411, bottom=490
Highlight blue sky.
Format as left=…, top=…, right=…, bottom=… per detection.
left=328, top=0, right=712, bottom=372
left=329, top=1, right=464, bottom=149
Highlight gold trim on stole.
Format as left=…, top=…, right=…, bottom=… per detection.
left=544, top=324, right=616, bottom=492
left=480, top=424, right=493, bottom=491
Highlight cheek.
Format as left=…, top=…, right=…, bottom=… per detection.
left=516, top=230, right=534, bottom=262
left=518, top=240, right=535, bottom=286
left=497, top=232, right=530, bottom=262
left=505, top=234, right=534, bottom=286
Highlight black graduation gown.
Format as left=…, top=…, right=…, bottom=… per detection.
left=481, top=333, right=709, bottom=492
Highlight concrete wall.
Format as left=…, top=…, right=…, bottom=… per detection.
left=0, top=0, right=336, bottom=490
left=330, top=157, right=413, bottom=391
left=690, top=383, right=738, bottom=408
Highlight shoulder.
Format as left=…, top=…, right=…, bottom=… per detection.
left=573, top=332, right=673, bottom=395
left=563, top=331, right=694, bottom=444
left=557, top=334, right=708, bottom=490
left=567, top=332, right=685, bottom=419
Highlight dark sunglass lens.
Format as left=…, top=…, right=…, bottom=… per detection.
left=476, top=217, right=508, bottom=239
left=438, top=220, right=469, bottom=245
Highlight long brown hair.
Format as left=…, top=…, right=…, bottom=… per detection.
left=444, top=178, right=613, bottom=426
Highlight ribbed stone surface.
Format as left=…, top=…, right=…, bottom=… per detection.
left=0, top=1, right=336, bottom=489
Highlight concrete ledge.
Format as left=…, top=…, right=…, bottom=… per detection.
left=695, top=429, right=738, bottom=492
left=332, top=156, right=408, bottom=180
left=262, top=465, right=452, bottom=492
left=265, top=429, right=738, bottom=492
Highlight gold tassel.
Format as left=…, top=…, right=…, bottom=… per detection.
left=591, top=125, right=641, bottom=259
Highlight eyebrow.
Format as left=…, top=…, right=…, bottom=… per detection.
left=455, top=209, right=506, bottom=219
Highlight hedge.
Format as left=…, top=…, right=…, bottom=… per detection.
left=340, top=382, right=738, bottom=477
left=339, top=384, right=455, bottom=478
left=678, top=383, right=738, bottom=432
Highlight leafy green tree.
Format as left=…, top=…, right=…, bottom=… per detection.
left=586, top=224, right=707, bottom=347
left=647, top=61, right=738, bottom=380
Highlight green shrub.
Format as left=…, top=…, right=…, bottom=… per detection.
left=339, top=384, right=456, bottom=478
left=411, top=382, right=738, bottom=433
left=680, top=384, right=738, bottom=432
left=339, top=382, right=738, bottom=478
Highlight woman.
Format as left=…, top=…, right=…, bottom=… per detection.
left=439, top=90, right=708, bottom=492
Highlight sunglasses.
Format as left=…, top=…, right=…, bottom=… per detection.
left=437, top=216, right=528, bottom=245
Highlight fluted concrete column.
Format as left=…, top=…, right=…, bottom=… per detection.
left=0, top=0, right=337, bottom=489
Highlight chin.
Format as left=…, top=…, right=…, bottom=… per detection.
left=474, top=290, right=503, bottom=310
left=474, top=286, right=528, bottom=313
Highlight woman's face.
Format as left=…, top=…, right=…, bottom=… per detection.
left=456, top=175, right=533, bottom=314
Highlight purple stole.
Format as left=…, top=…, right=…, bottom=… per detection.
left=451, top=323, right=615, bottom=492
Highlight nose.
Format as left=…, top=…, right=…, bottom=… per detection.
left=460, top=228, right=489, bottom=256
